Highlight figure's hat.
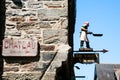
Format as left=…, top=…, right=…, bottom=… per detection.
left=84, top=21, right=89, bottom=25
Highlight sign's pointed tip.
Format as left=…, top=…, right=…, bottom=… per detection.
left=102, top=49, right=108, bottom=53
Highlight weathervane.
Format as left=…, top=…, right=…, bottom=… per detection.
left=79, top=21, right=108, bottom=53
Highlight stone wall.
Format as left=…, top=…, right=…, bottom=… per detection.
left=1, top=0, right=74, bottom=80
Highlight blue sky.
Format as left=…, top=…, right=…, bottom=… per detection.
left=74, top=0, right=120, bottom=64
left=74, top=0, right=120, bottom=79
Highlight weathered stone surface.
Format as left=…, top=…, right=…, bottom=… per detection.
left=20, top=62, right=36, bottom=72
left=40, top=16, right=60, bottom=21
left=42, top=52, right=56, bottom=61
left=3, top=0, right=69, bottom=80
left=61, top=18, right=68, bottom=29
left=38, top=9, right=67, bottom=20
left=11, top=5, right=22, bottom=9
left=16, top=22, right=37, bottom=30
left=4, top=67, right=19, bottom=72
left=43, top=29, right=68, bottom=44
left=26, top=29, right=41, bottom=34
left=41, top=73, right=56, bottom=80
left=40, top=17, right=59, bottom=21
left=6, top=25, right=15, bottom=29
left=40, top=45, right=55, bottom=51
left=48, top=61, right=61, bottom=72
left=40, top=52, right=56, bottom=61
left=5, top=30, right=21, bottom=36
left=38, top=0, right=64, bottom=1
left=29, top=16, right=38, bottom=22
left=115, top=69, right=120, bottom=80
left=45, top=2, right=64, bottom=8
left=5, top=63, right=19, bottom=66
left=27, top=1, right=43, bottom=9
left=96, top=64, right=120, bottom=80
left=33, top=61, right=49, bottom=72
left=9, top=16, right=26, bottom=22
left=38, top=22, right=51, bottom=28
left=41, top=44, right=71, bottom=80
left=51, top=18, right=67, bottom=29
left=54, top=44, right=71, bottom=61
left=2, top=73, right=42, bottom=80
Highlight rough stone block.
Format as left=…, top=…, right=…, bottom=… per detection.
left=16, top=22, right=36, bottom=30
left=47, top=61, right=61, bottom=72
left=38, top=22, right=51, bottom=28
left=20, top=62, right=36, bottom=72
left=4, top=67, right=19, bottom=72
left=8, top=16, right=25, bottom=22
left=38, top=9, right=67, bottom=19
left=33, top=61, right=49, bottom=72
left=5, top=30, right=21, bottom=36
left=45, top=2, right=63, bottom=8
left=52, top=18, right=68, bottom=29
left=5, top=63, right=19, bottom=66
left=26, top=29, right=41, bottom=34
left=40, top=52, right=56, bottom=61
left=40, top=45, right=55, bottom=51
left=2, top=73, right=42, bottom=80
left=27, top=1, right=43, bottom=9
left=43, top=29, right=68, bottom=44
left=41, top=72, right=56, bottom=80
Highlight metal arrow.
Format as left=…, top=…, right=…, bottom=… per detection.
left=93, top=49, right=108, bottom=53
left=74, top=49, right=108, bottom=53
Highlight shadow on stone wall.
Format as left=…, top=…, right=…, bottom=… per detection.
left=55, top=58, right=76, bottom=80
left=55, top=0, right=76, bottom=79
left=4, top=55, right=40, bottom=65
left=55, top=0, right=76, bottom=80
left=0, top=0, right=5, bottom=79
left=55, top=62, right=68, bottom=80
left=0, top=50, right=3, bottom=80
left=12, top=0, right=23, bottom=8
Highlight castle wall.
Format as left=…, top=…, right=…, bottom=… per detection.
left=1, top=0, right=73, bottom=80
